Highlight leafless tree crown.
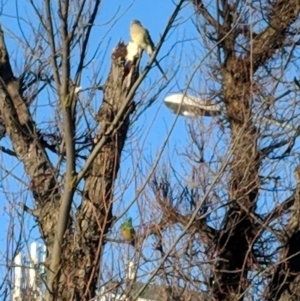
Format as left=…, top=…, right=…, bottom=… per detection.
left=0, top=1, right=300, bottom=301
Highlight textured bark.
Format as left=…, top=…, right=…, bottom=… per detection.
left=211, top=53, right=260, bottom=301
left=190, top=1, right=300, bottom=300
left=53, top=43, right=137, bottom=300
left=0, top=27, right=61, bottom=248
left=266, top=166, right=300, bottom=301
left=1, top=0, right=299, bottom=299
left=0, top=23, right=138, bottom=300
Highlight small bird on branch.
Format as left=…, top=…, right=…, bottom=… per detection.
left=130, top=19, right=167, bottom=80
left=120, top=217, right=136, bottom=246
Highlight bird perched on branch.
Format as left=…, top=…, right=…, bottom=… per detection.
left=130, top=19, right=167, bottom=80
left=120, top=217, right=136, bottom=246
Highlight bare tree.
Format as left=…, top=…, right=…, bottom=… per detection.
left=152, top=1, right=300, bottom=300
left=1, top=0, right=300, bottom=301
left=0, top=0, right=184, bottom=300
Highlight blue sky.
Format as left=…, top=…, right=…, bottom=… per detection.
left=0, top=0, right=299, bottom=295
left=0, top=0, right=207, bottom=289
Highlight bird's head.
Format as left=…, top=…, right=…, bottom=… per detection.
left=127, top=217, right=132, bottom=224
left=131, top=20, right=142, bottom=27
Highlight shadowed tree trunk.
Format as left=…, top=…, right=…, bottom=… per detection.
left=266, top=166, right=300, bottom=301
left=55, top=43, right=138, bottom=300
left=151, top=1, right=300, bottom=301
left=0, top=0, right=185, bottom=298
left=191, top=1, right=300, bottom=300
left=2, top=1, right=300, bottom=300
left=55, top=43, right=137, bottom=300
left=0, top=27, right=139, bottom=300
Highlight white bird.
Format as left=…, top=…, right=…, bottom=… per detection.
left=130, top=20, right=167, bottom=80
left=130, top=20, right=155, bottom=56
left=164, top=93, right=221, bottom=117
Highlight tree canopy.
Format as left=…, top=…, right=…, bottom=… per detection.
left=1, top=1, right=300, bottom=301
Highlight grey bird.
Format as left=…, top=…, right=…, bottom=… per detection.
left=130, top=20, right=167, bottom=80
